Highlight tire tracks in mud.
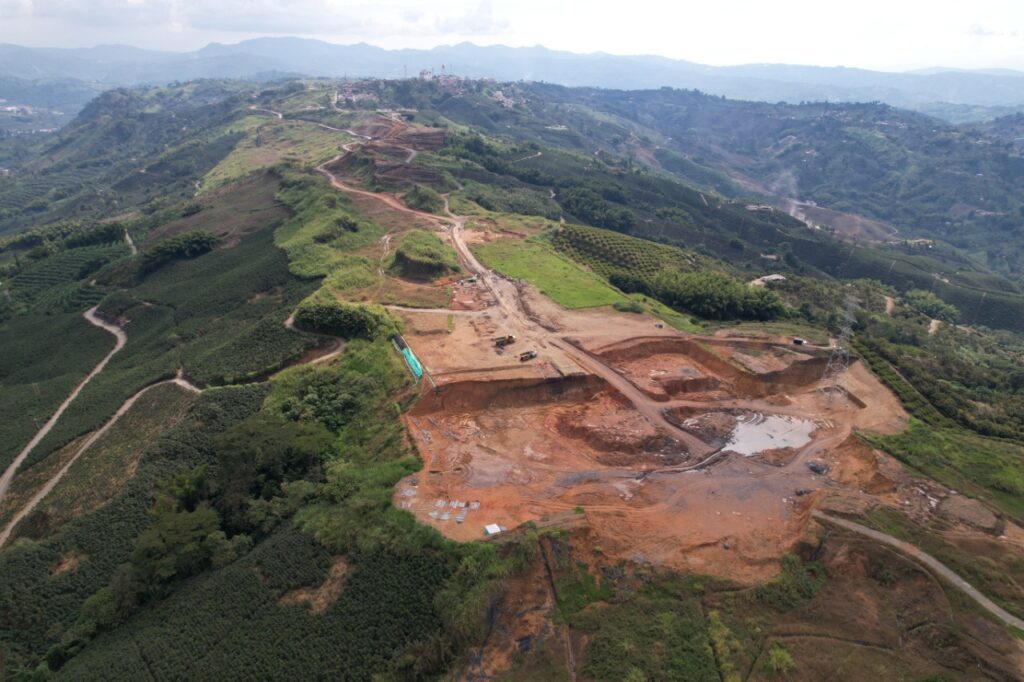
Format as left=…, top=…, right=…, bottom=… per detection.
left=0, top=307, right=126, bottom=505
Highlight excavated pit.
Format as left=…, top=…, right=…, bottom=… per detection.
left=595, top=336, right=832, bottom=399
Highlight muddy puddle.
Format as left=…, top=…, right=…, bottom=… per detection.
left=724, top=413, right=815, bottom=456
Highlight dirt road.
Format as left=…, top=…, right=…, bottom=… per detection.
left=124, top=228, right=137, bottom=256
left=0, top=374, right=200, bottom=548
left=813, top=511, right=1024, bottom=630
left=0, top=307, right=126, bottom=505
left=384, top=305, right=485, bottom=316
left=549, top=339, right=712, bottom=457
left=318, top=149, right=716, bottom=458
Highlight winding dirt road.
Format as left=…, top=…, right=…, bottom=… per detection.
left=0, top=374, right=200, bottom=548
left=317, top=147, right=715, bottom=459
left=0, top=307, right=126, bottom=505
left=813, top=511, right=1024, bottom=630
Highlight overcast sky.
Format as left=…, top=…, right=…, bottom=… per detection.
left=2, top=0, right=1024, bottom=71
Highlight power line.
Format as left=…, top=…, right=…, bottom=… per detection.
left=819, top=292, right=859, bottom=407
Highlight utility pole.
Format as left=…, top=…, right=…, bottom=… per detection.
left=819, top=292, right=859, bottom=407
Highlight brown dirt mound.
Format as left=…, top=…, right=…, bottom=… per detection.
left=552, top=394, right=691, bottom=466
left=937, top=495, right=1002, bottom=534
left=664, top=408, right=739, bottom=446
left=828, top=436, right=896, bottom=494
left=278, top=556, right=349, bottom=615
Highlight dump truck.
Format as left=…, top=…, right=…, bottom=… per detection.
left=519, top=350, right=537, bottom=362
left=495, top=334, right=516, bottom=348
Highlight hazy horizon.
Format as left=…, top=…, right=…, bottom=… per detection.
left=2, top=0, right=1024, bottom=72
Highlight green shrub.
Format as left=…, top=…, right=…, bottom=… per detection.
left=403, top=185, right=444, bottom=214
left=904, top=289, right=959, bottom=323
left=390, top=229, right=460, bottom=280
left=762, top=642, right=795, bottom=675
left=140, top=230, right=219, bottom=273
left=293, top=300, right=397, bottom=339
left=612, top=299, right=644, bottom=314
left=753, top=555, right=824, bottom=611
left=613, top=270, right=786, bottom=321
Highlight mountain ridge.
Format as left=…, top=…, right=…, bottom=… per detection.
left=3, top=38, right=1024, bottom=120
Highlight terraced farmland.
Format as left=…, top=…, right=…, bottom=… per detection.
left=7, top=243, right=128, bottom=311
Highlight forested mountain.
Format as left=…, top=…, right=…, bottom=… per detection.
left=517, top=85, right=1024, bottom=281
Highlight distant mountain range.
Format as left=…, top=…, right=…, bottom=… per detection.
left=3, top=38, right=1024, bottom=122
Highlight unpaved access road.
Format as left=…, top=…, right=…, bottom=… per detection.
left=549, top=339, right=712, bottom=457
left=0, top=375, right=200, bottom=548
left=317, top=147, right=716, bottom=459
left=0, top=307, right=126, bottom=505
left=813, top=511, right=1024, bottom=631
left=316, top=130, right=723, bottom=456
left=384, top=305, right=486, bottom=316
left=0, top=307, right=345, bottom=547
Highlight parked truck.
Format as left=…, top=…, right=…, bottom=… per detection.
left=495, top=334, right=516, bottom=348
left=519, top=350, right=537, bottom=362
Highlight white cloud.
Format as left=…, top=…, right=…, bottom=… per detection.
left=2, top=0, right=1024, bottom=70
left=0, top=0, right=509, bottom=38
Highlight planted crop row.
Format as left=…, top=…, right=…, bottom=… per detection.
left=552, top=223, right=691, bottom=279
left=852, top=338, right=954, bottom=427
left=8, top=243, right=127, bottom=308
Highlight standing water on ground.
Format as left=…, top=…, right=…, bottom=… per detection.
left=725, top=413, right=815, bottom=456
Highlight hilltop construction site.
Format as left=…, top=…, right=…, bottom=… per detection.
left=311, top=112, right=916, bottom=583
left=393, top=295, right=908, bottom=582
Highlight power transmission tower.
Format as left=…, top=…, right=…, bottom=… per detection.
left=819, top=292, right=859, bottom=407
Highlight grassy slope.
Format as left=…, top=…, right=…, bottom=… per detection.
left=0, top=385, right=270, bottom=671
left=865, top=421, right=1024, bottom=522
left=28, top=384, right=196, bottom=534
left=473, top=236, right=626, bottom=309
left=0, top=383, right=195, bottom=534
left=144, top=172, right=287, bottom=247
left=203, top=117, right=347, bottom=190
left=388, top=229, right=460, bottom=280
left=863, top=507, right=1024, bottom=621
